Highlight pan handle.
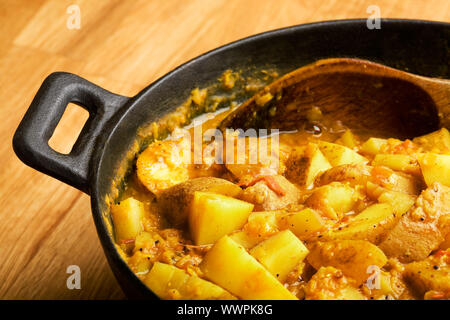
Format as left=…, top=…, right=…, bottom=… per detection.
left=13, top=72, right=130, bottom=194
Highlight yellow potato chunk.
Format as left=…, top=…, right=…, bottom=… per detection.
left=360, top=137, right=388, bottom=155
left=318, top=141, right=368, bottom=166
left=365, top=270, right=403, bottom=299
left=286, top=144, right=332, bottom=188
left=250, top=230, right=309, bottom=282
left=307, top=240, right=387, bottom=285
left=233, top=211, right=281, bottom=247
left=111, top=197, right=144, bottom=242
left=322, top=203, right=397, bottom=244
left=189, top=192, right=254, bottom=245
left=144, top=262, right=236, bottom=300
left=128, top=250, right=153, bottom=274
left=365, top=181, right=386, bottom=199
left=305, top=182, right=358, bottom=220
left=418, top=153, right=450, bottom=187
left=377, top=190, right=416, bottom=216
left=136, top=138, right=190, bottom=194
left=366, top=182, right=416, bottom=216
left=228, top=230, right=263, bottom=249
left=413, top=128, right=450, bottom=154
left=318, top=164, right=423, bottom=195
left=305, top=266, right=365, bottom=300
left=244, top=211, right=279, bottom=237
left=157, top=177, right=242, bottom=227
left=200, top=236, right=297, bottom=300
left=281, top=208, right=327, bottom=240
left=335, top=129, right=359, bottom=150
left=379, top=183, right=450, bottom=262
left=133, top=231, right=157, bottom=252
left=404, top=250, right=450, bottom=296
left=317, top=164, right=372, bottom=187
left=377, top=271, right=395, bottom=296
left=373, top=167, right=423, bottom=195
left=372, top=154, right=420, bottom=175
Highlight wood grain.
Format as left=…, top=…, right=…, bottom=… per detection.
left=0, top=0, right=448, bottom=299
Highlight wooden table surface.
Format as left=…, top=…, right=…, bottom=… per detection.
left=1, top=0, right=448, bottom=300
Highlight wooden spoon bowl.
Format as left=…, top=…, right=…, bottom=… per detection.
left=219, top=58, right=450, bottom=139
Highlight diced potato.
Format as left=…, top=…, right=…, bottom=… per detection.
left=387, top=172, right=423, bottom=195
left=372, top=166, right=423, bottom=195
left=321, top=203, right=397, bottom=244
left=144, top=262, right=173, bottom=297
left=379, top=183, right=450, bottom=262
left=365, top=181, right=386, bottom=199
left=128, top=251, right=152, bottom=273
left=372, top=154, right=420, bottom=175
left=404, top=250, right=450, bottom=296
left=234, top=211, right=280, bottom=246
left=250, top=230, right=309, bottom=282
left=305, top=266, right=365, bottom=300
left=247, top=211, right=278, bottom=225
left=418, top=153, right=450, bottom=187
left=157, top=177, right=242, bottom=226
left=366, top=270, right=401, bottom=299
left=305, top=182, right=358, bottom=220
left=413, top=128, right=450, bottom=154
left=286, top=144, right=332, bottom=188
left=377, top=271, right=395, bottom=296
left=111, top=197, right=144, bottom=242
left=307, top=240, right=387, bottom=285
left=338, top=287, right=367, bottom=300
left=360, top=137, right=388, bottom=155
left=228, top=230, right=262, bottom=249
left=144, top=262, right=236, bottom=300
left=244, top=211, right=279, bottom=237
left=281, top=208, right=327, bottom=240
left=134, top=231, right=157, bottom=252
left=366, top=182, right=416, bottom=216
left=200, top=236, right=297, bottom=300
left=377, top=190, right=416, bottom=216
left=319, top=164, right=417, bottom=194
left=317, top=164, right=411, bottom=193
left=189, top=192, right=254, bottom=245
left=317, top=164, right=372, bottom=187
left=318, top=141, right=368, bottom=166
left=318, top=164, right=422, bottom=195
left=335, top=129, right=359, bottom=149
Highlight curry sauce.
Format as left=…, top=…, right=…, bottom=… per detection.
left=110, top=90, right=450, bottom=300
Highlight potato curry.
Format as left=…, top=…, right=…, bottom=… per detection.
left=111, top=99, right=450, bottom=300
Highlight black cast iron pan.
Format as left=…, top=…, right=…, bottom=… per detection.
left=12, top=19, right=450, bottom=299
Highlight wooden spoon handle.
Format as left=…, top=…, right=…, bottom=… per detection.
left=410, top=76, right=450, bottom=129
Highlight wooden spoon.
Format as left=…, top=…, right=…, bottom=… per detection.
left=218, top=58, right=450, bottom=139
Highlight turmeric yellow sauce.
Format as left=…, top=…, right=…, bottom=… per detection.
left=111, top=77, right=450, bottom=300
